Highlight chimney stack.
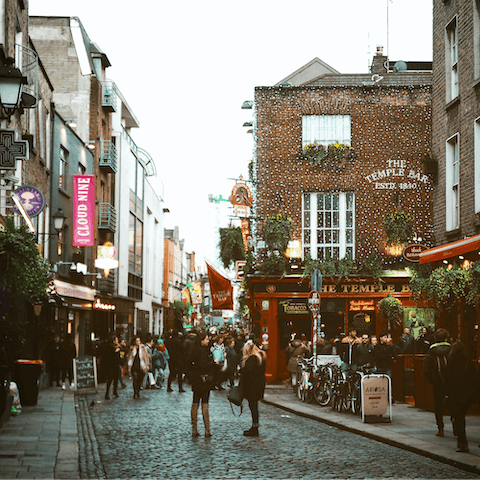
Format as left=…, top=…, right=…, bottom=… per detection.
left=370, top=45, right=388, bottom=74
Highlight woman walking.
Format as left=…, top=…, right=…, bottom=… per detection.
left=444, top=341, right=479, bottom=453
left=190, top=332, right=218, bottom=437
left=127, top=336, right=149, bottom=399
left=240, top=340, right=266, bottom=437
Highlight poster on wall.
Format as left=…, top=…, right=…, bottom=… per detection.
left=403, top=307, right=436, bottom=339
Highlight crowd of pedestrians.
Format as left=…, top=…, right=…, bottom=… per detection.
left=285, top=326, right=480, bottom=455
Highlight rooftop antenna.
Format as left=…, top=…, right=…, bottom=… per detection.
left=367, top=31, right=372, bottom=71
left=386, top=0, right=393, bottom=72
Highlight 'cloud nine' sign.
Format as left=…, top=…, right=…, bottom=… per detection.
left=73, top=175, right=95, bottom=247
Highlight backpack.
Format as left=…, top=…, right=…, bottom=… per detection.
left=436, top=354, right=448, bottom=384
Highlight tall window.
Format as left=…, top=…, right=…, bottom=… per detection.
left=59, top=147, right=68, bottom=190
left=446, top=135, right=460, bottom=231
left=302, top=192, right=355, bottom=260
left=475, top=0, right=480, bottom=79
left=475, top=119, right=480, bottom=213
left=302, top=115, right=351, bottom=147
left=446, top=17, right=459, bottom=101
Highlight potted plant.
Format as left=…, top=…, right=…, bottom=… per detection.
left=384, top=211, right=415, bottom=246
left=303, top=142, right=357, bottom=167
left=218, top=226, right=245, bottom=269
left=378, top=294, right=404, bottom=329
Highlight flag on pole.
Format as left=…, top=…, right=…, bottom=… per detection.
left=206, top=262, right=233, bottom=310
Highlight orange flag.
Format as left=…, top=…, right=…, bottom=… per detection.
left=206, top=262, right=233, bottom=310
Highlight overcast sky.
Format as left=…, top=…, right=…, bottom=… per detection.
left=29, top=0, right=433, bottom=274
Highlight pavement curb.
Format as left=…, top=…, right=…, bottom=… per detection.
left=262, top=394, right=480, bottom=476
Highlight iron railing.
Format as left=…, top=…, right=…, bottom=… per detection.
left=99, top=140, right=117, bottom=173
left=99, top=202, right=117, bottom=232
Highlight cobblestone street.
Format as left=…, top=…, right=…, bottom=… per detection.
left=77, top=382, right=479, bottom=479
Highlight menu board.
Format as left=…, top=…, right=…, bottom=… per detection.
left=74, top=355, right=98, bottom=392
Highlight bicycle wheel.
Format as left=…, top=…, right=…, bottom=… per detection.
left=314, top=373, right=331, bottom=406
left=351, top=376, right=362, bottom=415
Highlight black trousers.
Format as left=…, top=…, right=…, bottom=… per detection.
left=433, top=383, right=446, bottom=429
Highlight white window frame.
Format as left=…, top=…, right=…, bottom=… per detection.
left=475, top=118, right=480, bottom=213
left=474, top=0, right=480, bottom=79
left=446, top=134, right=460, bottom=231
left=302, top=115, right=351, bottom=148
left=446, top=17, right=459, bottom=101
left=302, top=191, right=355, bottom=260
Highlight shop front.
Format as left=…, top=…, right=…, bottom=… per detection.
left=248, top=274, right=421, bottom=383
left=53, top=280, right=95, bottom=357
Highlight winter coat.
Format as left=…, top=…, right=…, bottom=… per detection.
left=103, top=343, right=121, bottom=374
left=241, top=354, right=266, bottom=402
left=127, top=344, right=149, bottom=374
left=423, top=342, right=451, bottom=386
left=285, top=340, right=310, bottom=373
left=415, top=334, right=431, bottom=354
left=165, top=336, right=184, bottom=367
left=190, top=345, right=216, bottom=393
left=444, top=355, right=479, bottom=414
left=373, top=342, right=396, bottom=372
left=337, top=339, right=361, bottom=366
left=356, top=343, right=374, bottom=367
left=397, top=334, right=414, bottom=354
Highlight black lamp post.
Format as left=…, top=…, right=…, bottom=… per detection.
left=52, top=208, right=66, bottom=234
left=0, top=63, right=27, bottom=118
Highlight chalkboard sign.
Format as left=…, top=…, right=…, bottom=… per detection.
left=74, top=355, right=98, bottom=392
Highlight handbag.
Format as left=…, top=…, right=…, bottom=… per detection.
left=227, top=385, right=244, bottom=416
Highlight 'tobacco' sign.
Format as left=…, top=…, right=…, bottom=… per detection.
left=73, top=175, right=95, bottom=247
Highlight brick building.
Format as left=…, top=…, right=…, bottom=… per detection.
left=247, top=51, right=435, bottom=382
left=418, top=0, right=480, bottom=352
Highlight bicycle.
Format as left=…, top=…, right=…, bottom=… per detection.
left=296, top=357, right=316, bottom=403
left=313, top=363, right=333, bottom=406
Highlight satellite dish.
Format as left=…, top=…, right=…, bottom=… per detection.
left=393, top=61, right=408, bottom=73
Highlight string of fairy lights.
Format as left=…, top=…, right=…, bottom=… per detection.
left=251, top=82, right=434, bottom=266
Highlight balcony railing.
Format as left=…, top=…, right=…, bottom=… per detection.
left=99, top=140, right=117, bottom=173
left=99, top=202, right=117, bottom=232
left=97, top=269, right=116, bottom=294
left=15, top=44, right=38, bottom=109
left=101, top=80, right=117, bottom=112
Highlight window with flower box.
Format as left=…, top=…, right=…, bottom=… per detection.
left=302, top=115, right=351, bottom=148
left=302, top=191, right=355, bottom=260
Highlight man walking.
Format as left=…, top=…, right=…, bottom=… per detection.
left=423, top=328, right=451, bottom=437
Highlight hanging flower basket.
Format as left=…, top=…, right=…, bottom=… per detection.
left=384, top=211, right=414, bottom=246
left=264, top=214, right=292, bottom=254
left=378, top=294, right=404, bottom=327
left=303, top=142, right=357, bottom=167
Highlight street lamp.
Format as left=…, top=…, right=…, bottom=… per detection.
left=0, top=63, right=27, bottom=118
left=52, top=209, right=66, bottom=233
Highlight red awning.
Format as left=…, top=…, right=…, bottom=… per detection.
left=419, top=234, right=480, bottom=264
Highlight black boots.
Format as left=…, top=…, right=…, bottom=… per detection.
left=243, top=426, right=259, bottom=437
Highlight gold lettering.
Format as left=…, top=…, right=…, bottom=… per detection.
left=342, top=285, right=349, bottom=293
left=328, top=285, right=337, bottom=293
left=359, top=285, right=371, bottom=293
left=350, top=285, right=359, bottom=293
left=401, top=284, right=411, bottom=293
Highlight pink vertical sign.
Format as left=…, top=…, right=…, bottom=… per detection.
left=73, top=175, right=95, bottom=247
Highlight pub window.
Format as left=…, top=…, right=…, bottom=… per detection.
left=302, top=191, right=355, bottom=260
left=446, top=134, right=460, bottom=231
left=302, top=115, right=351, bottom=148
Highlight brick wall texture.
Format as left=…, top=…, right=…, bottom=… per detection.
left=254, top=81, right=434, bottom=261
left=432, top=0, right=480, bottom=244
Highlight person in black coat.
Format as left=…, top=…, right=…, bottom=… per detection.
left=165, top=330, right=185, bottom=393
left=103, top=335, right=121, bottom=399
left=372, top=331, right=397, bottom=377
left=423, top=328, right=451, bottom=437
left=190, top=332, right=219, bottom=437
left=443, top=341, right=479, bottom=453
left=240, top=340, right=267, bottom=437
